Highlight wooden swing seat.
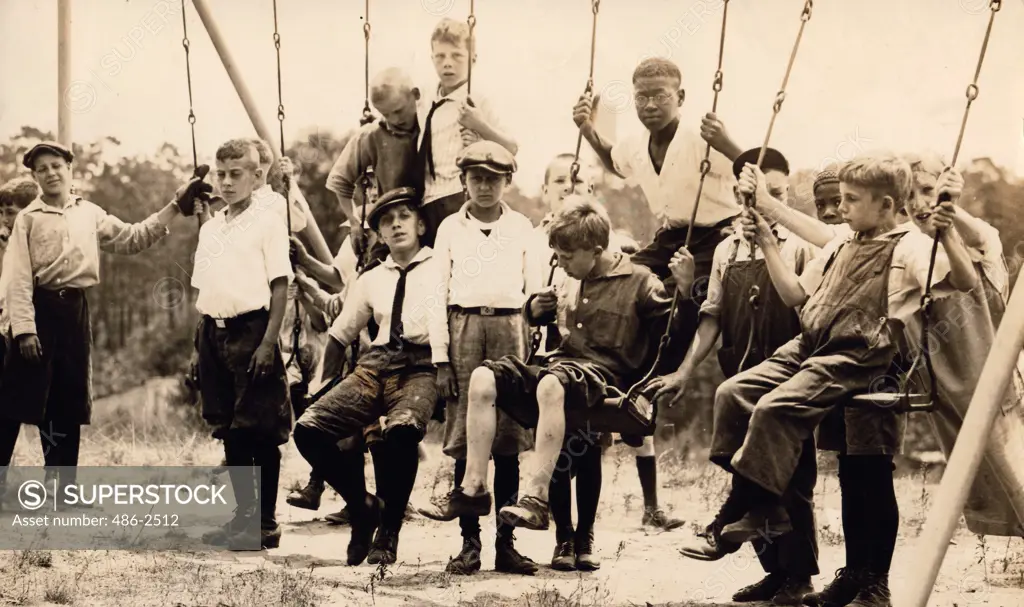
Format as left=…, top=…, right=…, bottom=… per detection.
left=847, top=390, right=935, bottom=413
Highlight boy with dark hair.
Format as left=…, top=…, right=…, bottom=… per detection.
left=423, top=196, right=694, bottom=561
left=651, top=148, right=821, bottom=604
left=419, top=141, right=540, bottom=576
left=679, top=154, right=978, bottom=607
left=0, top=141, right=203, bottom=508
left=293, top=187, right=446, bottom=567
left=192, top=138, right=292, bottom=551
left=812, top=168, right=843, bottom=226
left=572, top=57, right=742, bottom=372
left=418, top=18, right=517, bottom=247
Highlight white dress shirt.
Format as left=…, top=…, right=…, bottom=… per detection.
left=328, top=247, right=449, bottom=364
left=611, top=126, right=739, bottom=228
left=192, top=202, right=294, bottom=318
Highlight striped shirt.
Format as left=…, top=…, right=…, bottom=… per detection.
left=417, top=82, right=504, bottom=204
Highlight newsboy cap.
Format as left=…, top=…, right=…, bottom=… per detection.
left=456, top=141, right=517, bottom=174
left=368, top=187, right=421, bottom=231
left=23, top=141, right=74, bottom=169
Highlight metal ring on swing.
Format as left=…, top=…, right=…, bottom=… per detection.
left=965, top=83, right=979, bottom=102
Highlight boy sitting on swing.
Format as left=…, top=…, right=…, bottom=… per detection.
left=649, top=148, right=821, bottom=604
left=679, top=154, right=978, bottom=607
left=424, top=196, right=694, bottom=533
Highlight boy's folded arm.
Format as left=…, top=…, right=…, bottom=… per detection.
left=326, top=129, right=373, bottom=221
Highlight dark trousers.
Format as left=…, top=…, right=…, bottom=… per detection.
left=453, top=455, right=519, bottom=543
left=838, top=454, right=898, bottom=574
left=549, top=434, right=603, bottom=542
left=223, top=431, right=281, bottom=528
left=0, top=288, right=92, bottom=426
left=630, top=220, right=734, bottom=372
left=0, top=419, right=82, bottom=492
left=294, top=423, right=420, bottom=529
left=753, top=439, right=819, bottom=577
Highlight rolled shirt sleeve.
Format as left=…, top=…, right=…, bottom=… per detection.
left=5, top=213, right=37, bottom=337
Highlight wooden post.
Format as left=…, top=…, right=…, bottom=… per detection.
left=190, top=0, right=333, bottom=263
left=57, top=0, right=72, bottom=146
left=901, top=279, right=1024, bottom=607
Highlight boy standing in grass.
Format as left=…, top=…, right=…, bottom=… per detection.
left=0, top=141, right=202, bottom=507
left=418, top=18, right=517, bottom=247
left=419, top=141, right=540, bottom=576
left=193, top=139, right=293, bottom=551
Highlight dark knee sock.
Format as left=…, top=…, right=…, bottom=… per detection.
left=635, top=455, right=658, bottom=510
left=294, top=425, right=368, bottom=515
left=575, top=445, right=603, bottom=535
left=453, top=458, right=481, bottom=539
left=864, top=455, right=898, bottom=574
left=840, top=454, right=897, bottom=573
left=379, top=436, right=420, bottom=531
left=224, top=436, right=257, bottom=510
left=370, top=443, right=389, bottom=511
left=253, top=443, right=282, bottom=527
left=0, top=421, right=21, bottom=490
left=0, top=421, right=21, bottom=468
left=493, top=455, right=520, bottom=543
left=549, top=458, right=575, bottom=542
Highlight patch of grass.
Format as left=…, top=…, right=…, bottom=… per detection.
left=42, top=576, right=75, bottom=604
left=17, top=549, right=53, bottom=569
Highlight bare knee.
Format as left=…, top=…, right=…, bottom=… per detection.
left=468, top=367, right=497, bottom=405
left=536, top=375, right=566, bottom=410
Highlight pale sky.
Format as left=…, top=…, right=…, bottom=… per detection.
left=2, top=0, right=1022, bottom=195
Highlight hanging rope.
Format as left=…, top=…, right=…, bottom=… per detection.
left=466, top=0, right=476, bottom=100
left=735, top=0, right=813, bottom=373
left=918, top=0, right=1002, bottom=404
left=684, top=0, right=729, bottom=248
left=271, top=0, right=308, bottom=387
left=568, top=0, right=601, bottom=193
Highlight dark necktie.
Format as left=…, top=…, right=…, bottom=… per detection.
left=419, top=98, right=449, bottom=181
left=388, top=260, right=422, bottom=346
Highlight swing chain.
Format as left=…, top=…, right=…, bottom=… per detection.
left=800, top=0, right=813, bottom=21
left=272, top=0, right=287, bottom=152
left=947, top=0, right=1002, bottom=168
left=569, top=1, right=602, bottom=194
left=362, top=0, right=375, bottom=126
left=179, top=0, right=198, bottom=168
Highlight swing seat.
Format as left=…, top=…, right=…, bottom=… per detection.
left=571, top=388, right=656, bottom=437
left=847, top=390, right=935, bottom=413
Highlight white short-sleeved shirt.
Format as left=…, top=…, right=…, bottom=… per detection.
left=610, top=126, right=739, bottom=228
left=253, top=183, right=307, bottom=234
left=327, top=247, right=448, bottom=364
left=192, top=203, right=294, bottom=318
left=701, top=225, right=817, bottom=318
left=417, top=82, right=505, bottom=204
left=799, top=224, right=953, bottom=324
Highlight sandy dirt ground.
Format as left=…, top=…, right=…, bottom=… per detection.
left=1, top=382, right=1023, bottom=606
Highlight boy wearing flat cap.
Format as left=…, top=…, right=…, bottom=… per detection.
left=420, top=140, right=541, bottom=576
left=293, top=186, right=447, bottom=567
left=0, top=141, right=207, bottom=504
left=651, top=148, right=821, bottom=604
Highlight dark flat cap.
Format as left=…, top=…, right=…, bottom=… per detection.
left=457, top=141, right=517, bottom=174
left=23, top=141, right=74, bottom=169
left=368, top=187, right=421, bottom=230
left=732, top=147, right=789, bottom=180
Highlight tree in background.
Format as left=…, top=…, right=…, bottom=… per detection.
left=3, top=126, right=1022, bottom=452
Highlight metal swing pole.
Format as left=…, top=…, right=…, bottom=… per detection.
left=189, top=0, right=332, bottom=264
left=57, top=0, right=72, bottom=146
